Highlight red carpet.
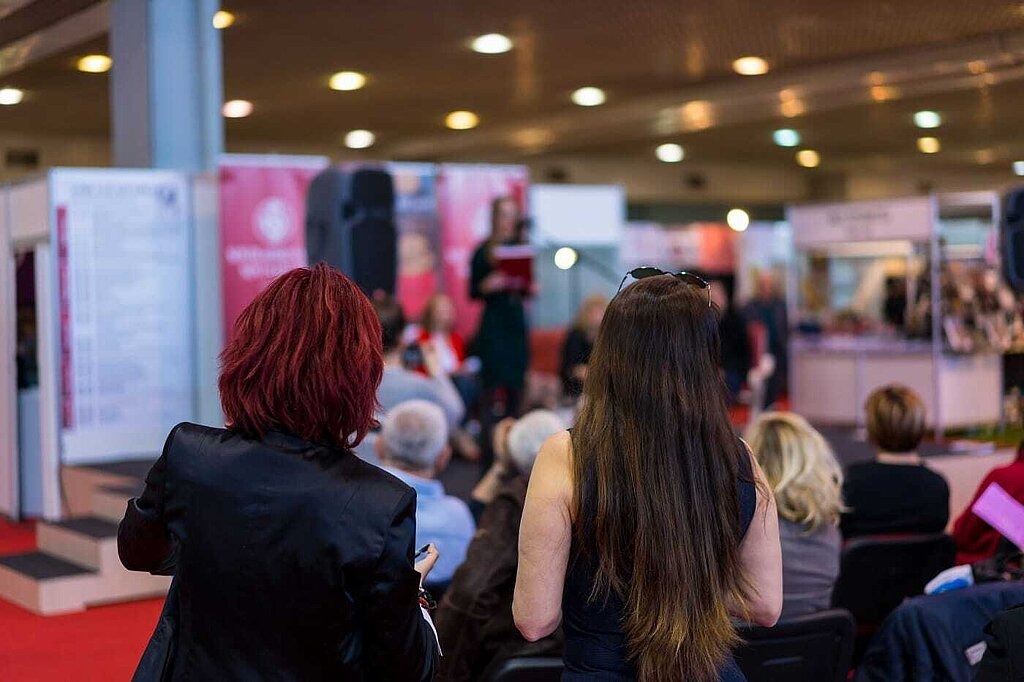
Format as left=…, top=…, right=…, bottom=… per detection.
left=0, top=519, right=164, bottom=680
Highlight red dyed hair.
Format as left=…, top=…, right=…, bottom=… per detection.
left=219, top=264, right=383, bottom=449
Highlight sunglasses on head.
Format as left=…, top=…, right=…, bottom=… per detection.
left=616, top=267, right=712, bottom=307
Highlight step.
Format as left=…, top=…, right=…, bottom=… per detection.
left=37, top=516, right=119, bottom=571
left=92, top=485, right=138, bottom=523
left=0, top=551, right=98, bottom=615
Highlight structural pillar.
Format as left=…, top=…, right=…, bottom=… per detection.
left=109, top=0, right=225, bottom=424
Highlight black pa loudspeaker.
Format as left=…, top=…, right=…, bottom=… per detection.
left=305, top=167, right=397, bottom=296
left=1002, top=187, right=1024, bottom=293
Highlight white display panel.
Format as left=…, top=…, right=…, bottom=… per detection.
left=788, top=197, right=934, bottom=247
left=529, top=184, right=625, bottom=246
left=0, top=186, right=17, bottom=518
left=51, top=169, right=195, bottom=463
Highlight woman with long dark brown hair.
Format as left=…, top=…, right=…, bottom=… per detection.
left=513, top=270, right=782, bottom=681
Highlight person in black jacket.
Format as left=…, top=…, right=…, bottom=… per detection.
left=710, top=278, right=752, bottom=403
left=118, top=264, right=440, bottom=681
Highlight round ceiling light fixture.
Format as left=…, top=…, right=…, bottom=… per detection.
left=917, top=136, right=941, bottom=154
left=471, top=33, right=513, bottom=54
left=571, top=86, right=606, bottom=107
left=445, top=110, right=480, bottom=130
left=344, top=129, right=376, bottom=149
left=0, top=88, right=24, bottom=105
left=212, top=10, right=235, bottom=29
left=913, top=110, right=942, bottom=129
left=796, top=149, right=821, bottom=168
left=655, top=143, right=685, bottom=163
left=77, top=54, right=112, bottom=73
left=1014, top=161, right=1024, bottom=176
left=329, top=71, right=367, bottom=91
left=732, top=56, right=769, bottom=76
left=221, top=99, right=253, bottom=118
left=773, top=128, right=801, bottom=147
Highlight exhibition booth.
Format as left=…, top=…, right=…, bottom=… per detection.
left=787, top=193, right=1006, bottom=434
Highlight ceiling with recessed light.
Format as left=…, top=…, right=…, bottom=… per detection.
left=3, top=0, right=1024, bottom=178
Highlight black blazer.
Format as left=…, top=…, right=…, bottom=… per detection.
left=118, top=422, right=439, bottom=681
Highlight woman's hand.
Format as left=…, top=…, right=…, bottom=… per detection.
left=480, top=271, right=508, bottom=294
left=414, top=544, right=440, bottom=588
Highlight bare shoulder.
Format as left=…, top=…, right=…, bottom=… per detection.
left=535, top=430, right=573, bottom=472
left=528, top=430, right=574, bottom=501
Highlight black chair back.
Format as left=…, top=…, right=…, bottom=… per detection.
left=486, top=656, right=564, bottom=682
left=735, top=608, right=855, bottom=682
left=832, top=533, right=956, bottom=626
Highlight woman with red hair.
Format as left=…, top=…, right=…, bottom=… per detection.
left=118, top=264, right=440, bottom=681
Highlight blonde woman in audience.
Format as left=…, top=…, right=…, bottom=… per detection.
left=746, top=412, right=844, bottom=619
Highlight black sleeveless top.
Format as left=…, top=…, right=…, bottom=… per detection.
left=561, top=445, right=758, bottom=681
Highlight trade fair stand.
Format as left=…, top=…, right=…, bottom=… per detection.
left=787, top=193, right=1005, bottom=438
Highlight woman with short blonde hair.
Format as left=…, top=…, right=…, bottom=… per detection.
left=746, top=412, right=843, bottom=619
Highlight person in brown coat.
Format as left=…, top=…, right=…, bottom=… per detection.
left=434, top=410, right=565, bottom=681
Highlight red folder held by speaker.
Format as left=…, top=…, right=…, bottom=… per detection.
left=493, top=244, right=534, bottom=293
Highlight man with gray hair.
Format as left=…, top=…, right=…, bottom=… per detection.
left=376, top=399, right=475, bottom=587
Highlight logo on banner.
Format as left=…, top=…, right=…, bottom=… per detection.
left=254, top=197, right=294, bottom=246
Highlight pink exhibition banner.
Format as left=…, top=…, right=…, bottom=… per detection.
left=219, top=156, right=328, bottom=339
left=436, top=164, right=529, bottom=339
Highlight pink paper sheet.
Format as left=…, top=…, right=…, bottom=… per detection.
left=972, top=482, right=1024, bottom=551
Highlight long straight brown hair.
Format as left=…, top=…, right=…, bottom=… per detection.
left=572, top=275, right=753, bottom=681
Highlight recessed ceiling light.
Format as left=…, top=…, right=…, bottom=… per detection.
left=77, top=54, right=112, bottom=73
left=344, top=129, right=375, bottom=149
left=726, top=209, right=750, bottom=232
left=471, top=33, right=513, bottom=54
left=212, top=10, right=235, bottom=29
left=445, top=110, right=479, bottom=130
left=870, top=85, right=899, bottom=102
left=571, top=87, right=606, bottom=107
left=796, top=149, right=820, bottom=168
left=1014, top=161, right=1024, bottom=176
left=655, top=143, right=685, bottom=163
left=913, top=111, right=942, bottom=129
left=221, top=99, right=253, bottom=118
left=732, top=56, right=769, bottom=76
left=974, top=149, right=996, bottom=165
left=773, top=128, right=801, bottom=147
left=329, top=71, right=367, bottom=91
left=0, top=88, right=24, bottom=105
left=917, top=136, right=941, bottom=154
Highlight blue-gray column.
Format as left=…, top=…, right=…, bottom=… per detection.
left=110, top=0, right=224, bottom=170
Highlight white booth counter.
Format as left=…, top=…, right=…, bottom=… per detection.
left=787, top=193, right=1004, bottom=433
left=790, top=335, right=1002, bottom=429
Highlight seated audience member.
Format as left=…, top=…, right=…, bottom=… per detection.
left=356, top=296, right=464, bottom=465
left=952, top=445, right=1024, bottom=564
left=118, top=265, right=439, bottom=680
left=376, top=400, right=475, bottom=587
left=746, top=412, right=844, bottom=619
left=841, top=385, right=950, bottom=539
left=434, top=410, right=566, bottom=682
left=419, top=293, right=482, bottom=461
left=418, top=293, right=467, bottom=374
left=559, top=295, right=606, bottom=399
